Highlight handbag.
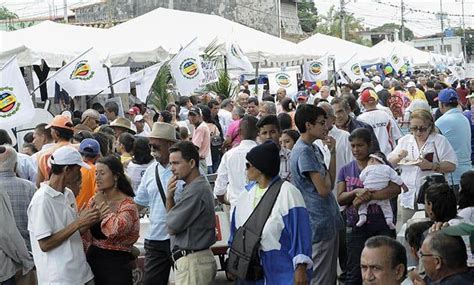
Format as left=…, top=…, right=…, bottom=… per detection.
left=226, top=179, right=284, bottom=281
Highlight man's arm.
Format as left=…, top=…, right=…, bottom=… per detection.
left=38, top=208, right=100, bottom=252
left=308, top=172, right=331, bottom=198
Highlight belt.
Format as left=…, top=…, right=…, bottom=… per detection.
left=171, top=249, right=196, bottom=263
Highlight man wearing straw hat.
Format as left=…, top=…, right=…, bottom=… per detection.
left=134, top=122, right=180, bottom=285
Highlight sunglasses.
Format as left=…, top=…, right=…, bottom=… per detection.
left=410, top=126, right=430, bottom=133
left=245, top=162, right=252, bottom=169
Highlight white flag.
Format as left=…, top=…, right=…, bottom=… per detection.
left=388, top=52, right=405, bottom=74
left=200, top=61, right=219, bottom=86
left=54, top=49, right=110, bottom=97
left=268, top=70, right=298, bottom=97
left=341, top=56, right=363, bottom=82
left=448, top=66, right=466, bottom=81
left=169, top=39, right=204, bottom=97
left=109, top=67, right=131, bottom=94
left=0, top=57, right=35, bottom=129
left=129, top=63, right=164, bottom=103
left=226, top=42, right=253, bottom=72
left=303, top=57, right=329, bottom=82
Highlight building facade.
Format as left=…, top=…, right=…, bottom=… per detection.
left=72, top=0, right=303, bottom=37
left=409, top=36, right=464, bottom=57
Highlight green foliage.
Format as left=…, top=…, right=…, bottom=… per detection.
left=205, top=69, right=238, bottom=100
left=201, top=38, right=224, bottom=62
left=298, top=1, right=319, bottom=33
left=0, top=6, right=18, bottom=20
left=315, top=5, right=365, bottom=43
left=149, top=63, right=173, bottom=111
left=372, top=23, right=415, bottom=41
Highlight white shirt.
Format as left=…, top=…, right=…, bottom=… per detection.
left=314, top=93, right=334, bottom=103
left=358, top=109, right=399, bottom=156
left=126, top=160, right=154, bottom=193
left=218, top=109, right=233, bottom=135
left=387, top=133, right=457, bottom=210
left=314, top=127, right=353, bottom=210
left=360, top=164, right=404, bottom=190
left=27, top=184, right=93, bottom=285
left=16, top=152, right=37, bottom=183
left=214, top=140, right=258, bottom=208
left=450, top=207, right=474, bottom=226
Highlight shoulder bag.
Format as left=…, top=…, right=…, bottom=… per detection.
left=226, top=179, right=284, bottom=281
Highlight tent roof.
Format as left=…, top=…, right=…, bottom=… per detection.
left=102, top=8, right=313, bottom=66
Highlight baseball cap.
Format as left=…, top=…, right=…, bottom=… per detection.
left=406, top=81, right=416, bottom=88
left=49, top=146, right=90, bottom=169
left=296, top=91, right=308, bottom=101
left=436, top=88, right=459, bottom=104
left=188, top=106, right=202, bottom=116
left=360, top=89, right=379, bottom=103
left=372, top=76, right=381, bottom=84
left=127, top=106, right=141, bottom=115
left=356, top=82, right=375, bottom=93
left=46, top=115, right=74, bottom=131
left=99, top=114, right=108, bottom=125
left=134, top=114, right=144, bottom=122
left=79, top=138, right=100, bottom=156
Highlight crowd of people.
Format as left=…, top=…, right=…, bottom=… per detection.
left=1, top=73, right=474, bottom=285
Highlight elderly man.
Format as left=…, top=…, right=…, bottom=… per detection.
left=406, top=81, right=427, bottom=101
left=360, top=236, right=407, bottom=285
left=0, top=130, right=37, bottom=183
left=135, top=122, right=182, bottom=285
left=81, top=109, right=100, bottom=132
left=276, top=88, right=287, bottom=114
left=420, top=231, right=474, bottom=284
left=316, top=85, right=334, bottom=103
left=237, top=91, right=249, bottom=108
left=28, top=146, right=101, bottom=284
left=218, top=99, right=233, bottom=135
left=0, top=146, right=35, bottom=250
left=259, top=101, right=277, bottom=117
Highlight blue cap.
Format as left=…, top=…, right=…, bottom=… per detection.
left=79, top=138, right=100, bottom=156
left=99, top=114, right=108, bottom=125
left=437, top=88, right=459, bottom=104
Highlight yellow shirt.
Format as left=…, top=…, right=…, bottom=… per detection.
left=253, top=185, right=266, bottom=208
left=407, top=89, right=427, bottom=101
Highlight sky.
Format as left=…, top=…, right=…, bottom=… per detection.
left=1, top=0, right=473, bottom=37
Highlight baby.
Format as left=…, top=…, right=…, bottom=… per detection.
left=358, top=152, right=407, bottom=229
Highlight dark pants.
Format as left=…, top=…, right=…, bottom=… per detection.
left=338, top=211, right=348, bottom=281
left=1, top=276, right=15, bottom=285
left=345, top=225, right=395, bottom=285
left=142, top=239, right=171, bottom=285
left=87, top=245, right=133, bottom=285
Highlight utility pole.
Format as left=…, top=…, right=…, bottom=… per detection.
left=400, top=0, right=405, bottom=42
left=340, top=0, right=346, bottom=40
left=63, top=0, right=68, bottom=23
left=440, top=0, right=445, bottom=54
left=461, top=0, right=468, bottom=62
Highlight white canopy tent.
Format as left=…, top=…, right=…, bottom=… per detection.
left=101, top=8, right=314, bottom=66
left=297, top=33, right=379, bottom=66
left=365, top=40, right=432, bottom=67
left=0, top=21, right=107, bottom=68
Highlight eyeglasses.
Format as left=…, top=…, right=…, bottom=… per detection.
left=410, top=126, right=430, bottom=133
left=418, top=250, right=442, bottom=259
left=245, top=162, right=252, bottom=170
left=314, top=120, right=326, bottom=126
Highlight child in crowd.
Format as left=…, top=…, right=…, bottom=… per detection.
left=358, top=152, right=407, bottom=229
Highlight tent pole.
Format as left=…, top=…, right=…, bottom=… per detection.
left=332, top=57, right=338, bottom=95
left=254, top=61, right=259, bottom=95
left=106, top=66, right=115, bottom=99
left=224, top=55, right=227, bottom=74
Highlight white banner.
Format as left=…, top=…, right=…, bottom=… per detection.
left=341, top=56, right=363, bottom=82
left=303, top=57, right=329, bottom=82
left=110, top=67, right=131, bottom=94
left=0, top=57, right=35, bottom=129
left=54, top=49, right=110, bottom=97
left=129, top=62, right=164, bottom=103
left=226, top=42, right=253, bottom=73
left=200, top=61, right=218, bottom=86
left=268, top=70, right=298, bottom=96
left=169, top=39, right=204, bottom=97
left=447, top=66, right=466, bottom=81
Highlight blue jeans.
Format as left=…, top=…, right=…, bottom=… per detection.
left=345, top=225, right=395, bottom=285
left=1, top=276, right=15, bottom=285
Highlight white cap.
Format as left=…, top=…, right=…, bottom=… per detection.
left=406, top=81, right=416, bottom=88
left=61, top=110, right=72, bottom=119
left=372, top=76, right=381, bottom=84
left=49, top=146, right=90, bottom=169
left=134, top=114, right=144, bottom=122
left=357, top=82, right=375, bottom=92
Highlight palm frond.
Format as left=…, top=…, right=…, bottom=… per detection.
left=202, top=38, right=225, bottom=63
left=205, top=69, right=239, bottom=100
left=149, top=62, right=173, bottom=111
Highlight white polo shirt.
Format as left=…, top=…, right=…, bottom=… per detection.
left=27, top=183, right=93, bottom=285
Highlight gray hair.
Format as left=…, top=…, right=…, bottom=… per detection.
left=261, top=101, right=276, bottom=115
left=232, top=106, right=246, bottom=118
left=221, top=98, right=233, bottom=109
left=382, top=79, right=391, bottom=89
left=317, top=102, right=335, bottom=117
left=81, top=109, right=100, bottom=121
left=0, top=145, right=17, bottom=172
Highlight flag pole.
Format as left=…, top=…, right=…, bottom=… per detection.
left=29, top=47, right=94, bottom=96
left=86, top=76, right=129, bottom=103
left=0, top=55, right=17, bottom=71
left=332, top=56, right=338, bottom=94
left=167, top=37, right=198, bottom=66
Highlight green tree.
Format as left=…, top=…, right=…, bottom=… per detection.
left=315, top=5, right=366, bottom=44
left=371, top=23, right=415, bottom=41
left=297, top=1, right=319, bottom=33
left=0, top=6, right=18, bottom=20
